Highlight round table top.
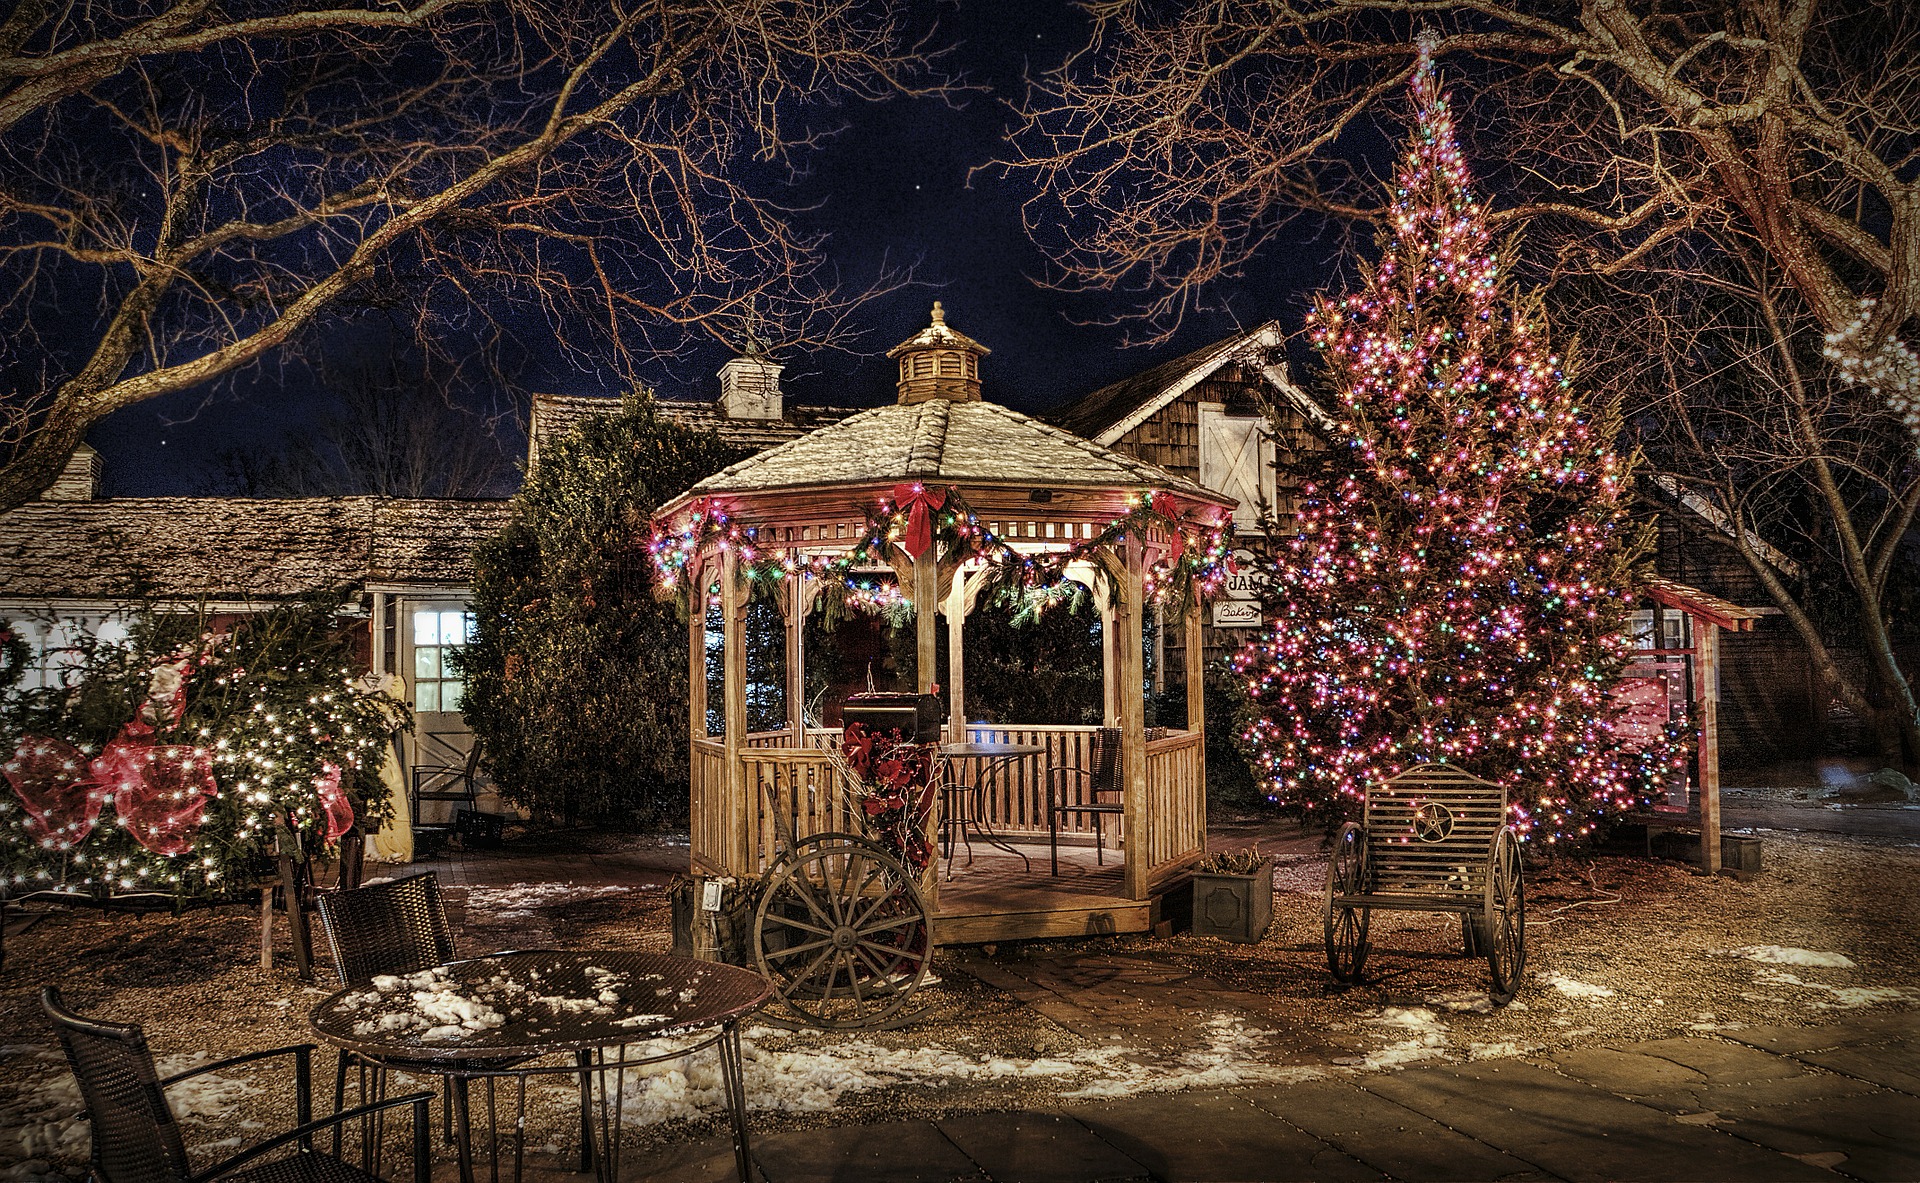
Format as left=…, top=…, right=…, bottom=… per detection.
left=941, top=741, right=1047, bottom=758
left=308, top=950, right=771, bottom=1064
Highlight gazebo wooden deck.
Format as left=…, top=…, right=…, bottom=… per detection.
left=652, top=305, right=1236, bottom=944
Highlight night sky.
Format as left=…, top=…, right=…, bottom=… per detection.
left=87, top=3, right=1340, bottom=497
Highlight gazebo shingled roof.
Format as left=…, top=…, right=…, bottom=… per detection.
left=669, top=397, right=1221, bottom=510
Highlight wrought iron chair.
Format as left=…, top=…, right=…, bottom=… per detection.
left=315, top=873, right=594, bottom=1172
left=42, top=986, right=430, bottom=1183
left=1047, top=727, right=1125, bottom=875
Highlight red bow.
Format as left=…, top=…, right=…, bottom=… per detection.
left=5, top=736, right=103, bottom=850
left=91, top=734, right=218, bottom=857
left=314, top=764, right=355, bottom=843
left=1149, top=492, right=1188, bottom=564
left=892, top=483, right=946, bottom=559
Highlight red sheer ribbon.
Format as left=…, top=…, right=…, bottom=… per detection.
left=1150, top=491, right=1188, bottom=564
left=91, top=737, right=218, bottom=857
left=5, top=736, right=103, bottom=850
left=892, top=483, right=945, bottom=559
left=314, top=764, right=355, bottom=843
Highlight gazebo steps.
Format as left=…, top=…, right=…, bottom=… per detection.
left=932, top=844, right=1158, bottom=944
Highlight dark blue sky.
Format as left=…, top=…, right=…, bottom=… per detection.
left=89, top=2, right=1338, bottom=496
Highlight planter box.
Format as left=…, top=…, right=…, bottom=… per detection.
left=1191, top=859, right=1274, bottom=943
left=1721, top=832, right=1763, bottom=875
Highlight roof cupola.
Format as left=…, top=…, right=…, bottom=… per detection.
left=887, top=301, right=988, bottom=404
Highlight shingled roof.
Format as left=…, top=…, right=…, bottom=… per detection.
left=678, top=397, right=1221, bottom=503
left=528, top=394, right=868, bottom=470
left=0, top=497, right=509, bottom=601
left=1048, top=321, right=1329, bottom=444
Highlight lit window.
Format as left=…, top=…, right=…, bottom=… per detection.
left=412, top=608, right=475, bottom=713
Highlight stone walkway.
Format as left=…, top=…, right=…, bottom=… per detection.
left=632, top=1009, right=1918, bottom=1183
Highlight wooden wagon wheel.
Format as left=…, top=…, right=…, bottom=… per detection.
left=753, top=832, right=933, bottom=1029
left=1484, top=826, right=1526, bottom=1004
left=1324, top=822, right=1370, bottom=982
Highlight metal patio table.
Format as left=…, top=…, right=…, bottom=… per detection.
left=310, top=949, right=771, bottom=1183
left=938, top=741, right=1046, bottom=877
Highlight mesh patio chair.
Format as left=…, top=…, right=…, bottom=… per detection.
left=41, top=986, right=430, bottom=1183
left=1048, top=727, right=1125, bottom=875
left=315, top=873, right=594, bottom=1171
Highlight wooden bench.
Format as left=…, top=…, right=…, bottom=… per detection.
left=1325, top=764, right=1526, bottom=1003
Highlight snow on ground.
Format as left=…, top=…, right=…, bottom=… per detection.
left=1542, top=973, right=1617, bottom=1001
left=1725, top=945, right=1857, bottom=969
left=460, top=882, right=643, bottom=919
left=516, top=1014, right=1328, bottom=1128
left=0, top=1046, right=255, bottom=1174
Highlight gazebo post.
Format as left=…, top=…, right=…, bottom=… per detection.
left=687, top=555, right=708, bottom=745
left=783, top=569, right=810, bottom=745
left=1185, top=596, right=1206, bottom=824
left=720, top=552, right=749, bottom=873
left=913, top=550, right=939, bottom=693
left=945, top=568, right=968, bottom=742
left=1098, top=593, right=1120, bottom=727
left=1117, top=536, right=1150, bottom=901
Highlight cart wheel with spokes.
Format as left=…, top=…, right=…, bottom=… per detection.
left=1484, top=826, right=1525, bottom=1004
left=753, top=832, right=934, bottom=1029
left=1324, top=822, right=1370, bottom=982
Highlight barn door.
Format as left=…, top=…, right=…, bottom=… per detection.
left=1198, top=403, right=1275, bottom=531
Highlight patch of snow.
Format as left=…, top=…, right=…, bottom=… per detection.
left=557, top=1015, right=1323, bottom=1127
left=460, top=882, right=636, bottom=919
left=1466, top=1040, right=1536, bottom=1060
left=1542, top=974, right=1615, bottom=1001
left=1750, top=969, right=1916, bottom=1009
left=1727, top=946, right=1856, bottom=969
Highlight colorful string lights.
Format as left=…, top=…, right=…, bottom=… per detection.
left=1231, top=42, right=1673, bottom=843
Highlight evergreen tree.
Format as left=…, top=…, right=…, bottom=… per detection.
left=1233, top=41, right=1656, bottom=844
left=458, top=393, right=743, bottom=824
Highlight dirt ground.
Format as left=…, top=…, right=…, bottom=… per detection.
left=2, top=820, right=1916, bottom=1178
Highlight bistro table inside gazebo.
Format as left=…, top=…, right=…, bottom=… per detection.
left=649, top=305, right=1237, bottom=944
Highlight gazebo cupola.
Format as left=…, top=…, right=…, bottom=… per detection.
left=888, top=301, right=988, bottom=404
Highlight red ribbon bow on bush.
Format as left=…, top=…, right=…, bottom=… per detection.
left=5, top=736, right=104, bottom=850
left=892, top=483, right=946, bottom=559
left=90, top=734, right=219, bottom=857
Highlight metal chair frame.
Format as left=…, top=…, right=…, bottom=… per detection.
left=42, top=986, right=430, bottom=1183
left=1047, top=727, right=1125, bottom=875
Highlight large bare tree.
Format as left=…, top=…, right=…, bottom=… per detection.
left=0, top=0, right=944, bottom=510
left=998, top=0, right=1920, bottom=767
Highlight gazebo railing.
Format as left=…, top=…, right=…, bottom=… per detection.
left=1142, top=730, right=1205, bottom=882
left=692, top=723, right=1206, bottom=889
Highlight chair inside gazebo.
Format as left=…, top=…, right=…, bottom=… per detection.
left=653, top=304, right=1235, bottom=944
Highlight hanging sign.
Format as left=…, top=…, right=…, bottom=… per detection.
left=1212, top=548, right=1267, bottom=627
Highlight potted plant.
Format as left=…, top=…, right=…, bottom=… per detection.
left=1190, top=848, right=1274, bottom=943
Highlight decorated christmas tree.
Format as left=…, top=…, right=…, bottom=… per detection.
left=1233, top=38, right=1664, bottom=843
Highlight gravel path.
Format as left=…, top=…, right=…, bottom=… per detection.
left=1, top=821, right=1914, bottom=1178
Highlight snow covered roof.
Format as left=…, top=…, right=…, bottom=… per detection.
left=528, top=394, right=868, bottom=471
left=0, top=496, right=509, bottom=601
left=1050, top=322, right=1331, bottom=444
left=1641, top=576, right=1773, bottom=632
left=675, top=397, right=1225, bottom=505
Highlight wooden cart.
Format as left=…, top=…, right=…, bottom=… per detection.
left=1325, top=764, right=1526, bottom=1003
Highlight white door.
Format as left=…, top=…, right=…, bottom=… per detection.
left=403, top=603, right=483, bottom=822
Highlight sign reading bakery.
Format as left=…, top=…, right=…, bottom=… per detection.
left=1211, top=548, right=1268, bottom=628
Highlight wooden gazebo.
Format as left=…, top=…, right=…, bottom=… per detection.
left=649, top=305, right=1236, bottom=943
